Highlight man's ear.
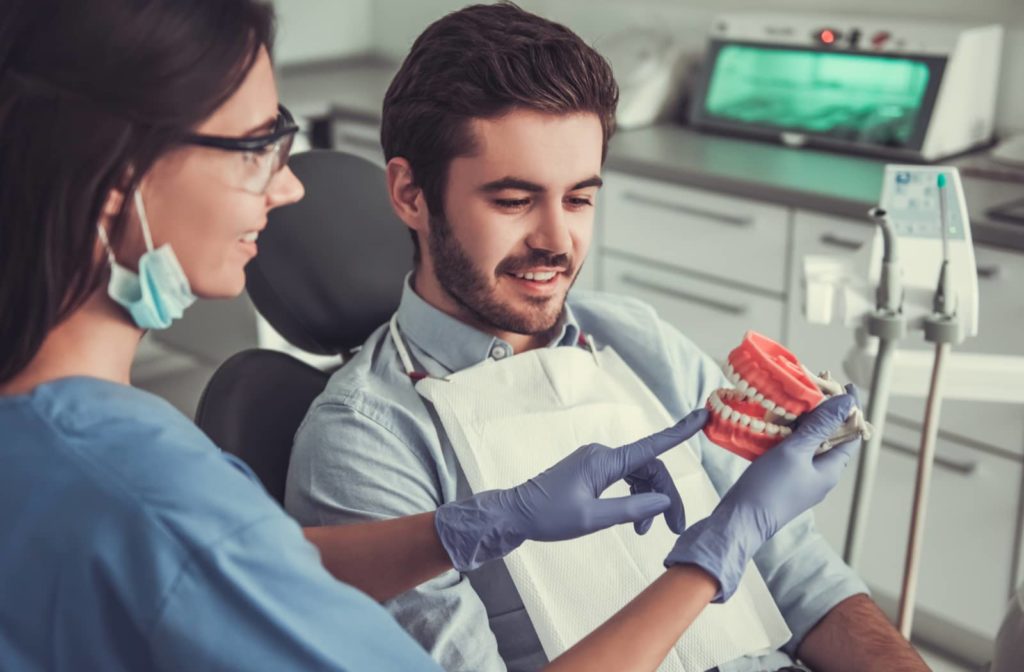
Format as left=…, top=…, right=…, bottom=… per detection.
left=386, top=157, right=430, bottom=238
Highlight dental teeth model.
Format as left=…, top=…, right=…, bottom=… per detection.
left=704, top=331, right=872, bottom=461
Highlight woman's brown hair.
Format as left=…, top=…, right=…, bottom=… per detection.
left=0, top=0, right=276, bottom=382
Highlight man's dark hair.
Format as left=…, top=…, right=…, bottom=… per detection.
left=380, top=2, right=619, bottom=260
left=0, top=0, right=275, bottom=383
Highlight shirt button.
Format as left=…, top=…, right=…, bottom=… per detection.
left=491, top=345, right=509, bottom=360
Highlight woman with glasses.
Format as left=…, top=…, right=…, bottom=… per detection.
left=0, top=1, right=862, bottom=670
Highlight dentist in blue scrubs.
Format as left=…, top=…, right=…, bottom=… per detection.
left=0, top=1, right=864, bottom=670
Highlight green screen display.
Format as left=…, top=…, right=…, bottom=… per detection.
left=703, top=44, right=933, bottom=147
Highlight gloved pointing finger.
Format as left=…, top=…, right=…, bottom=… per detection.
left=606, top=409, right=710, bottom=484
left=434, top=409, right=709, bottom=572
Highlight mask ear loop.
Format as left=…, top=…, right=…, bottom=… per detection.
left=132, top=190, right=156, bottom=253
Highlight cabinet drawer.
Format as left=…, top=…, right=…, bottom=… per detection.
left=602, top=172, right=790, bottom=293
left=958, top=244, right=1024, bottom=357
left=602, top=255, right=784, bottom=362
left=813, top=424, right=1020, bottom=642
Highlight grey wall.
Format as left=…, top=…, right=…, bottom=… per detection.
left=274, top=0, right=372, bottom=65
left=368, top=0, right=1024, bottom=136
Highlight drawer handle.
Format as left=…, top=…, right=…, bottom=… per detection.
left=620, top=274, right=749, bottom=316
left=623, top=192, right=754, bottom=227
left=977, top=265, right=1000, bottom=280
left=881, top=439, right=978, bottom=476
left=819, top=234, right=863, bottom=251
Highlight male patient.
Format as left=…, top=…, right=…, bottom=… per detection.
left=285, top=4, right=927, bottom=671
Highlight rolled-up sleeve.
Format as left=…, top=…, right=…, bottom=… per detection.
left=285, top=396, right=508, bottom=672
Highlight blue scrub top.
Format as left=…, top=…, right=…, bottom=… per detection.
left=0, top=377, right=441, bottom=671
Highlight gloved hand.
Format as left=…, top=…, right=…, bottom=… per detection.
left=436, top=409, right=708, bottom=571
left=666, top=386, right=862, bottom=602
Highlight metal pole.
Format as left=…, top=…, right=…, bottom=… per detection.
left=845, top=207, right=905, bottom=569
left=844, top=335, right=896, bottom=567
left=897, top=341, right=949, bottom=637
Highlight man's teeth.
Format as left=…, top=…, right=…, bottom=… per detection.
left=514, top=271, right=557, bottom=281
left=240, top=231, right=259, bottom=243
left=723, top=361, right=798, bottom=421
left=708, top=389, right=792, bottom=437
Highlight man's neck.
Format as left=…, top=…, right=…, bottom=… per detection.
left=411, top=269, right=550, bottom=354
left=0, top=291, right=143, bottom=396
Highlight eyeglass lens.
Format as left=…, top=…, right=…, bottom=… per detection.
left=245, top=131, right=296, bottom=194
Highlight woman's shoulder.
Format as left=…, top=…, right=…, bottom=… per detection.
left=4, top=376, right=281, bottom=549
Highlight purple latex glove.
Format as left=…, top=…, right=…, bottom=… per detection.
left=666, top=386, right=862, bottom=602
left=436, top=409, right=708, bottom=572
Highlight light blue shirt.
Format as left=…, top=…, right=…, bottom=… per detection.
left=286, top=284, right=869, bottom=672
left=0, top=377, right=440, bottom=672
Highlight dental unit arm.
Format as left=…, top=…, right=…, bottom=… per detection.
left=802, top=165, right=1003, bottom=638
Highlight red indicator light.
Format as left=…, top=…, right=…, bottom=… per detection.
left=820, top=29, right=836, bottom=44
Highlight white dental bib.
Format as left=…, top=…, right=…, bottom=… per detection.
left=389, top=316, right=790, bottom=671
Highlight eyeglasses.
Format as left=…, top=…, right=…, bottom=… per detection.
left=184, top=104, right=300, bottom=195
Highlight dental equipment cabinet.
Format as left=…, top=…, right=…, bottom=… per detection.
left=802, top=166, right=1023, bottom=644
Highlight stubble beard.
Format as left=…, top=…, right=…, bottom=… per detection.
left=426, top=214, right=576, bottom=337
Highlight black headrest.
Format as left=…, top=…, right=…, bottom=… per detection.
left=194, top=349, right=329, bottom=504
left=246, top=150, right=413, bottom=355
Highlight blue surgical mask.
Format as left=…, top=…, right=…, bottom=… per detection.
left=98, top=191, right=196, bottom=330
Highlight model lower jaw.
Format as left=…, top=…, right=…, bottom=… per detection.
left=704, top=331, right=863, bottom=461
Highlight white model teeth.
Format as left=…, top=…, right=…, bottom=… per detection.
left=725, top=361, right=796, bottom=420
left=708, top=389, right=791, bottom=437
left=515, top=271, right=557, bottom=281
left=240, top=231, right=259, bottom=243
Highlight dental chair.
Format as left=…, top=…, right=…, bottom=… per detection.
left=194, top=150, right=413, bottom=503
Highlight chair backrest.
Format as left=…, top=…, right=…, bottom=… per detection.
left=195, top=349, right=328, bottom=504
left=195, top=150, right=410, bottom=500
left=245, top=149, right=413, bottom=356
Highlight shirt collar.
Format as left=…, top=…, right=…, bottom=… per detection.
left=394, top=273, right=582, bottom=373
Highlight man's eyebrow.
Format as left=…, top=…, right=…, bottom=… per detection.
left=478, top=175, right=604, bottom=193
left=571, top=176, right=603, bottom=190
left=478, top=177, right=545, bottom=193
